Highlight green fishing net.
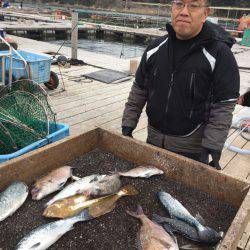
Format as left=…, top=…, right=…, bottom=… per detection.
left=0, top=80, right=57, bottom=154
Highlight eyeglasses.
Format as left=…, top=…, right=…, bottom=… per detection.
left=172, top=1, right=208, bottom=12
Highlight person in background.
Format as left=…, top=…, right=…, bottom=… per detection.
left=121, top=0, right=240, bottom=170
left=237, top=88, right=250, bottom=107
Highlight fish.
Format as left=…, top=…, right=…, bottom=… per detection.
left=16, top=209, right=90, bottom=250
left=157, top=192, right=222, bottom=244
left=116, top=166, right=164, bottom=178
left=31, top=166, right=78, bottom=200
left=46, top=174, right=106, bottom=206
left=127, top=206, right=179, bottom=250
left=88, top=174, right=121, bottom=196
left=0, top=181, right=28, bottom=222
left=152, top=214, right=205, bottom=243
left=43, top=185, right=138, bottom=219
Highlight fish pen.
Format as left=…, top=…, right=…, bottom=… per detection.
left=0, top=128, right=249, bottom=249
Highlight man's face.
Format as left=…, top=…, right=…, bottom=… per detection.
left=171, top=0, right=210, bottom=40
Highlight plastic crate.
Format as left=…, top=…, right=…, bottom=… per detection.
left=0, top=50, right=52, bottom=84
left=0, top=123, right=69, bottom=163
left=241, top=29, right=250, bottom=47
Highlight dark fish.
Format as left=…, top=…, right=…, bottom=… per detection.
left=158, top=192, right=222, bottom=244
left=152, top=214, right=200, bottom=242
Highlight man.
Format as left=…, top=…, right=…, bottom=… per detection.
left=122, top=0, right=240, bottom=170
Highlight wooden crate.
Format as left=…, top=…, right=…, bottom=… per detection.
left=0, top=128, right=249, bottom=249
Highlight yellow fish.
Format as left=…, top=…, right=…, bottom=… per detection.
left=43, top=185, right=138, bottom=219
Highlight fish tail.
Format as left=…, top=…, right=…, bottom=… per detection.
left=118, top=185, right=138, bottom=196
left=126, top=205, right=144, bottom=219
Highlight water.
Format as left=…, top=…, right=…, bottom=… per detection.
left=50, top=38, right=146, bottom=59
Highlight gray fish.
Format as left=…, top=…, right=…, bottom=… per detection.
left=152, top=214, right=200, bottom=242
left=46, top=174, right=106, bottom=206
left=157, top=192, right=222, bottom=244
left=152, top=214, right=221, bottom=245
left=16, top=209, right=91, bottom=250
left=117, top=166, right=164, bottom=178
left=0, top=181, right=28, bottom=222
left=89, top=174, right=121, bottom=196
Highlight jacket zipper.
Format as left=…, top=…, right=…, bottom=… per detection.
left=164, top=43, right=198, bottom=121
left=189, top=72, right=196, bottom=119
left=165, top=72, right=175, bottom=115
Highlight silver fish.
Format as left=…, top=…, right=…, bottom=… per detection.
left=16, top=209, right=90, bottom=250
left=46, top=174, right=106, bottom=206
left=158, top=192, right=221, bottom=243
left=31, top=166, right=77, bottom=200
left=117, top=166, right=164, bottom=178
left=0, top=181, right=28, bottom=222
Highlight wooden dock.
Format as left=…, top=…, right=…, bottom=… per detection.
left=0, top=10, right=243, bottom=39
left=5, top=33, right=250, bottom=249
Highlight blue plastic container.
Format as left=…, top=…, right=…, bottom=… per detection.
left=0, top=50, right=52, bottom=84
left=0, top=123, right=69, bottom=163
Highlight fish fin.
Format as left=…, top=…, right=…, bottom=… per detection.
left=108, top=167, right=120, bottom=175
left=135, top=231, right=143, bottom=250
left=119, top=185, right=138, bottom=196
left=71, top=175, right=81, bottom=181
left=127, top=205, right=144, bottom=218
left=58, top=181, right=66, bottom=189
left=151, top=213, right=166, bottom=224
left=89, top=175, right=100, bottom=183
left=75, top=208, right=91, bottom=222
left=180, top=244, right=215, bottom=250
left=214, top=232, right=224, bottom=250
left=30, top=242, right=41, bottom=248
left=195, top=213, right=206, bottom=226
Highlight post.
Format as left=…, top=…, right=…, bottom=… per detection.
left=71, top=11, right=78, bottom=60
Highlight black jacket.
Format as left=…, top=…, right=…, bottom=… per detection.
left=122, top=22, right=240, bottom=151
left=134, top=21, right=240, bottom=136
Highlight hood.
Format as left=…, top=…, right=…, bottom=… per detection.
left=166, top=21, right=236, bottom=48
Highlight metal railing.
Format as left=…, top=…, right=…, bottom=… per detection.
left=0, top=36, right=28, bottom=87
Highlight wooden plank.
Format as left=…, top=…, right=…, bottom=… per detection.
left=60, top=99, right=127, bottom=125
left=54, top=85, right=131, bottom=113
left=245, top=238, right=250, bottom=250
left=223, top=142, right=250, bottom=181
left=70, top=107, right=126, bottom=135
left=101, top=112, right=147, bottom=133
left=221, top=130, right=248, bottom=168
left=57, top=92, right=129, bottom=120
left=238, top=221, right=250, bottom=249
left=133, top=128, right=147, bottom=141
left=51, top=81, right=131, bottom=106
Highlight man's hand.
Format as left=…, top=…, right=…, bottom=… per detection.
left=200, top=148, right=222, bottom=170
left=122, top=126, right=134, bottom=138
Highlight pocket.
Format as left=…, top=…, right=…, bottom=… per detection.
left=147, top=126, right=164, bottom=148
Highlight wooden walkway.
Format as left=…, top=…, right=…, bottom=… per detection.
left=6, top=35, right=250, bottom=249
